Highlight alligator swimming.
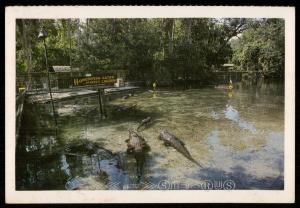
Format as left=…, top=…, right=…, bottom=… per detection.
left=159, top=129, right=203, bottom=168
left=114, top=104, right=137, bottom=112
left=122, top=93, right=133, bottom=99
left=125, top=130, right=150, bottom=181
left=63, top=140, right=126, bottom=190
left=137, top=117, right=152, bottom=131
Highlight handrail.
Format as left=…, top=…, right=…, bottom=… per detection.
left=16, top=69, right=128, bottom=76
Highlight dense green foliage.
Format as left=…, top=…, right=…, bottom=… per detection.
left=16, top=18, right=284, bottom=84
left=17, top=19, right=79, bottom=72
left=231, top=19, right=285, bottom=77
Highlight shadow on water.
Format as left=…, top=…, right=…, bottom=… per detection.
left=17, top=80, right=284, bottom=190
left=184, top=129, right=284, bottom=190
left=16, top=100, right=126, bottom=190
left=17, top=132, right=128, bottom=190
left=16, top=99, right=165, bottom=190
left=56, top=96, right=165, bottom=130
left=121, top=151, right=170, bottom=190
left=185, top=165, right=283, bottom=190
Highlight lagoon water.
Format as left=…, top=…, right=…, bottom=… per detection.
left=16, top=81, right=284, bottom=190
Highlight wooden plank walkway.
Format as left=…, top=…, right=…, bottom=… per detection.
left=104, top=86, right=140, bottom=94
left=28, top=86, right=140, bottom=104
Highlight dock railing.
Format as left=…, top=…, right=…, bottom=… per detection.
left=16, top=91, right=26, bottom=138
left=16, top=70, right=128, bottom=95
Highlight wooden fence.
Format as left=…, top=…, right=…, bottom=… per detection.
left=16, top=70, right=128, bottom=95
left=16, top=91, right=26, bottom=139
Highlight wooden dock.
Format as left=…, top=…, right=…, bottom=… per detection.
left=28, top=86, right=140, bottom=104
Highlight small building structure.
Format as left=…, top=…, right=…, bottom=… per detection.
left=52, top=66, right=71, bottom=73
left=52, top=66, right=76, bottom=88
left=222, top=63, right=235, bottom=71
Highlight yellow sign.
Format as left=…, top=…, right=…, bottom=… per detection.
left=73, top=75, right=117, bottom=86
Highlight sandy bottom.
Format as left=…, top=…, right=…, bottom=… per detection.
left=17, top=83, right=284, bottom=190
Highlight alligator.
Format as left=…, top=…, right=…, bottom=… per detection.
left=125, top=130, right=150, bottom=181
left=64, top=141, right=126, bottom=190
left=137, top=117, right=152, bottom=131
left=123, top=93, right=134, bottom=99
left=159, top=129, right=203, bottom=168
left=114, top=104, right=137, bottom=112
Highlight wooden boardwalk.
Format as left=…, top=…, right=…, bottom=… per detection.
left=28, top=86, right=140, bottom=104
left=104, top=86, right=139, bottom=94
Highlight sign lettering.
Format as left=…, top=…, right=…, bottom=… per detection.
left=73, top=75, right=117, bottom=86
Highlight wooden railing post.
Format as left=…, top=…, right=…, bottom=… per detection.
left=98, top=88, right=103, bottom=117
left=97, top=88, right=107, bottom=118
left=101, top=89, right=107, bottom=118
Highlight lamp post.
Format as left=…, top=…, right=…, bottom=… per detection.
left=38, top=28, right=58, bottom=127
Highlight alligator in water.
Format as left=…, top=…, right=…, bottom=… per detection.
left=114, top=104, right=137, bottom=112
left=137, top=117, right=152, bottom=131
left=63, top=141, right=126, bottom=190
left=159, top=129, right=203, bottom=168
left=122, top=93, right=133, bottom=99
left=125, top=130, right=150, bottom=181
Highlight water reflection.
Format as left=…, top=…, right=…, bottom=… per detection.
left=60, top=154, right=72, bottom=179
left=203, top=130, right=283, bottom=189
left=17, top=80, right=284, bottom=190
left=224, top=104, right=257, bottom=133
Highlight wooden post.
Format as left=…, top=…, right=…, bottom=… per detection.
left=98, top=88, right=103, bottom=117
left=43, top=38, right=57, bottom=127
left=101, top=89, right=107, bottom=118
left=97, top=155, right=101, bottom=173
left=57, top=159, right=64, bottom=185
left=90, top=155, right=93, bottom=172
left=97, top=88, right=107, bottom=118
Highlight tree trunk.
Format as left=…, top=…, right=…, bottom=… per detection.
left=21, top=20, right=32, bottom=90
left=68, top=19, right=72, bottom=70
left=77, top=19, right=81, bottom=56
left=86, top=19, right=90, bottom=44
left=185, top=19, right=192, bottom=44
left=168, top=19, right=175, bottom=55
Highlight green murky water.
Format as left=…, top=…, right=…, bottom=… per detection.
left=16, top=80, right=284, bottom=190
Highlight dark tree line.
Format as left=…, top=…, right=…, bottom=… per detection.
left=16, top=18, right=285, bottom=85
left=232, top=19, right=284, bottom=78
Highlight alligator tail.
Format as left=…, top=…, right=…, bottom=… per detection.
left=189, top=157, right=203, bottom=168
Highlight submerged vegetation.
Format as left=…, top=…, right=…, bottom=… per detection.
left=16, top=84, right=284, bottom=190
left=16, top=18, right=284, bottom=85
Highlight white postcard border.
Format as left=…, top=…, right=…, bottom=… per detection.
left=5, top=6, right=295, bottom=203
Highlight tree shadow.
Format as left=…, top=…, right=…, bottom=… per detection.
left=187, top=165, right=283, bottom=190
